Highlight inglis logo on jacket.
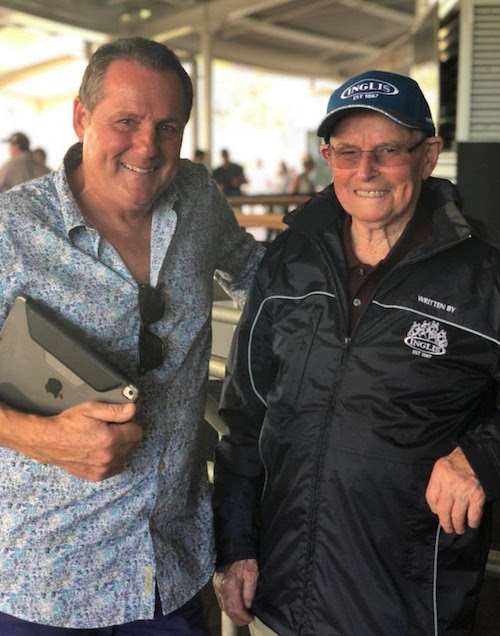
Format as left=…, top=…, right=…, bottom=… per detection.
left=404, top=320, right=448, bottom=358
left=340, top=79, right=399, bottom=101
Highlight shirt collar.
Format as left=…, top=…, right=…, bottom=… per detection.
left=55, top=143, right=182, bottom=238
left=54, top=143, right=89, bottom=237
left=342, top=199, right=434, bottom=271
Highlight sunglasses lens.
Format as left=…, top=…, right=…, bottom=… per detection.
left=138, top=327, right=165, bottom=374
left=139, top=284, right=165, bottom=324
left=137, top=284, right=166, bottom=375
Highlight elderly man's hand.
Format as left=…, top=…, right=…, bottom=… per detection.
left=1, top=401, right=142, bottom=481
left=425, top=446, right=485, bottom=534
left=213, top=558, right=259, bottom=627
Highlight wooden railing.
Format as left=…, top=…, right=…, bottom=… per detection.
left=228, top=194, right=311, bottom=230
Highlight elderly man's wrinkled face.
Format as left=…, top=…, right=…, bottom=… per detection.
left=320, top=111, right=441, bottom=230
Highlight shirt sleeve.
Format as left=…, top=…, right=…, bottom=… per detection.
left=209, top=179, right=265, bottom=308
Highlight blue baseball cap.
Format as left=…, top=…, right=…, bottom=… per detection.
left=317, top=70, right=436, bottom=142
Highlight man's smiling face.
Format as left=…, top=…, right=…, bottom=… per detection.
left=73, top=59, right=187, bottom=213
left=321, top=111, right=439, bottom=232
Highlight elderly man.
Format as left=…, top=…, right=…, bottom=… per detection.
left=0, top=37, right=263, bottom=634
left=213, top=70, right=500, bottom=635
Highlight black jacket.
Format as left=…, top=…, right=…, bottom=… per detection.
left=214, top=178, right=500, bottom=635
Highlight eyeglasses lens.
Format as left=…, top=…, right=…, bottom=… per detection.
left=329, top=136, right=427, bottom=169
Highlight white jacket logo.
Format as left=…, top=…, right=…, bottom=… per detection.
left=404, top=320, right=448, bottom=358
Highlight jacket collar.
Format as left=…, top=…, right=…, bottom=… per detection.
left=284, top=177, right=472, bottom=249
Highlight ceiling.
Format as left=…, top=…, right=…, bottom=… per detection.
left=0, top=0, right=433, bottom=91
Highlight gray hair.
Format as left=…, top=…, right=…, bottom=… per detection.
left=78, top=37, right=193, bottom=120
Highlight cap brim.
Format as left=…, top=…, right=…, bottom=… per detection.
left=317, top=104, right=427, bottom=140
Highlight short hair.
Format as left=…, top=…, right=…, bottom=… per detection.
left=78, top=37, right=193, bottom=120
left=8, top=132, right=30, bottom=151
left=33, top=148, right=47, bottom=162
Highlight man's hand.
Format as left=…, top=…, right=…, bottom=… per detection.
left=425, top=446, right=485, bottom=534
left=1, top=401, right=142, bottom=481
left=213, top=558, right=259, bottom=627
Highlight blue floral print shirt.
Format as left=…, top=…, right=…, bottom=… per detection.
left=0, top=144, right=264, bottom=628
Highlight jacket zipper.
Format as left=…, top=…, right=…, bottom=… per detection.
left=296, top=233, right=354, bottom=632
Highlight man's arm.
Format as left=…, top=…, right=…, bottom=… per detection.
left=425, top=446, right=485, bottom=534
left=214, top=267, right=276, bottom=621
left=213, top=559, right=259, bottom=626
left=210, top=178, right=265, bottom=307
left=426, top=344, right=500, bottom=533
left=0, top=400, right=142, bottom=481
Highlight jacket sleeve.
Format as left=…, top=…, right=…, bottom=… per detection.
left=213, top=269, right=277, bottom=567
left=458, top=411, right=500, bottom=502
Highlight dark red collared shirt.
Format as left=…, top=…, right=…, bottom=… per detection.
left=343, top=202, right=433, bottom=333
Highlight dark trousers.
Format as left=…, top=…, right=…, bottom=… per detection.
left=0, top=589, right=209, bottom=635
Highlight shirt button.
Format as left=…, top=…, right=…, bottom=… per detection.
left=159, top=460, right=166, bottom=471
left=353, top=298, right=362, bottom=307
left=358, top=268, right=366, bottom=275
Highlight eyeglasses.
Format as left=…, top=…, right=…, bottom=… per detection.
left=326, top=135, right=428, bottom=169
left=137, top=284, right=165, bottom=375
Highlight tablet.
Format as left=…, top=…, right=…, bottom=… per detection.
left=0, top=295, right=139, bottom=415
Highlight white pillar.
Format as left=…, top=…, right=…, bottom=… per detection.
left=190, top=55, right=199, bottom=158
left=200, top=6, right=213, bottom=169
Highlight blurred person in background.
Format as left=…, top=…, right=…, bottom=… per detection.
left=213, top=70, right=500, bottom=636
left=32, top=146, right=52, bottom=172
left=192, top=148, right=206, bottom=164
left=290, top=152, right=316, bottom=195
left=270, top=160, right=291, bottom=194
left=0, top=132, right=50, bottom=192
left=244, top=158, right=272, bottom=243
left=0, top=36, right=263, bottom=635
left=213, top=148, right=248, bottom=196
left=246, top=158, right=270, bottom=195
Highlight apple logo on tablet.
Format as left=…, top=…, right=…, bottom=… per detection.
left=45, top=378, right=63, bottom=399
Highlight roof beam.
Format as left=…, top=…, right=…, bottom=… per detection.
left=221, top=0, right=334, bottom=40
left=232, top=17, right=378, bottom=55
left=156, top=33, right=343, bottom=79
left=331, top=0, right=414, bottom=26
left=264, top=0, right=337, bottom=22
left=1, top=55, right=78, bottom=87
left=0, top=1, right=119, bottom=36
left=141, top=0, right=289, bottom=40
left=330, top=31, right=413, bottom=77
left=227, top=0, right=297, bottom=20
